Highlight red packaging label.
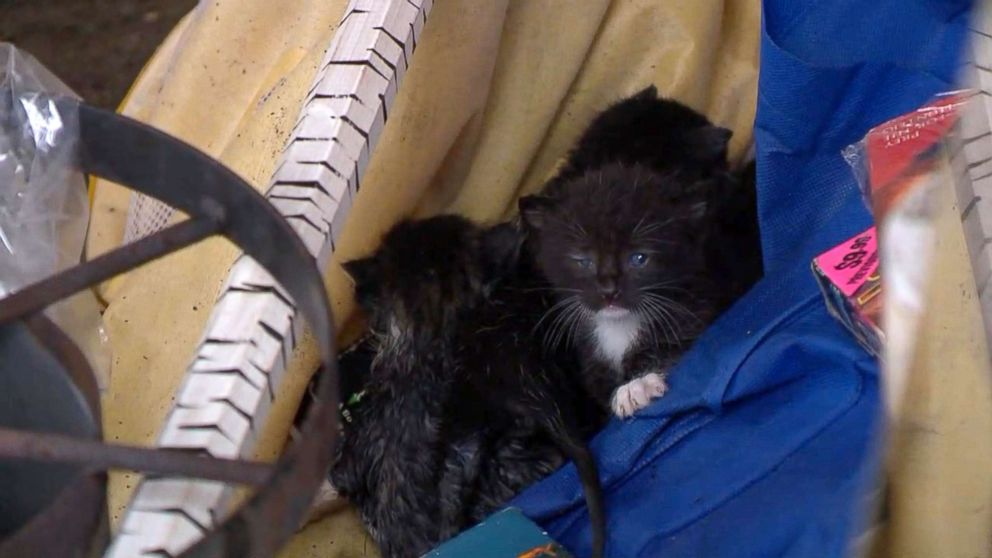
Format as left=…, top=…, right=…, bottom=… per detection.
left=865, top=92, right=968, bottom=197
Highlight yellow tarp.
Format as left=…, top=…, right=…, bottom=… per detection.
left=867, top=169, right=992, bottom=558
left=88, top=1, right=761, bottom=555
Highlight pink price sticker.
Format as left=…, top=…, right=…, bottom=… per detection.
left=816, top=227, right=879, bottom=297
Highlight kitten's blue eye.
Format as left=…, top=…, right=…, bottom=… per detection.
left=629, top=252, right=649, bottom=267
left=571, top=256, right=593, bottom=269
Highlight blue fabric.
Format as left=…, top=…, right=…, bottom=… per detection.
left=510, top=1, right=973, bottom=557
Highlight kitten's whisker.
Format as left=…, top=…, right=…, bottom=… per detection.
left=550, top=306, right=573, bottom=349
left=631, top=217, right=676, bottom=237
left=640, top=288, right=692, bottom=299
left=632, top=214, right=648, bottom=236
left=643, top=291, right=692, bottom=316
left=646, top=292, right=703, bottom=328
left=542, top=298, right=580, bottom=351
left=643, top=293, right=687, bottom=328
left=547, top=308, right=569, bottom=351
left=542, top=309, right=567, bottom=350
left=650, top=302, right=680, bottom=347
left=638, top=279, right=690, bottom=292
left=564, top=305, right=588, bottom=349
left=640, top=295, right=682, bottom=347
left=643, top=292, right=705, bottom=346
left=567, top=220, right=589, bottom=239
left=558, top=302, right=584, bottom=349
left=555, top=306, right=574, bottom=350
left=545, top=306, right=565, bottom=349
left=637, top=301, right=663, bottom=350
left=633, top=166, right=644, bottom=191
left=533, top=295, right=578, bottom=334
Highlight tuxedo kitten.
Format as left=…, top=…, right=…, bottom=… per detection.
left=520, top=85, right=760, bottom=419
left=521, top=164, right=721, bottom=418
left=332, top=216, right=605, bottom=558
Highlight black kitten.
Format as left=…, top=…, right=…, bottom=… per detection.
left=520, top=86, right=761, bottom=418
left=548, top=85, right=759, bottom=300
left=544, top=85, right=733, bottom=194
left=521, top=164, right=718, bottom=417
left=332, top=216, right=605, bottom=558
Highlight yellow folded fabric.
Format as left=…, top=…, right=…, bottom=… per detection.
left=86, top=1, right=760, bottom=555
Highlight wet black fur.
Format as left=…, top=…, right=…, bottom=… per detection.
left=520, top=85, right=762, bottom=411
left=331, top=216, right=606, bottom=558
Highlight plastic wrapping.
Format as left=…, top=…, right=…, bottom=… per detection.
left=0, top=43, right=109, bottom=388
left=842, top=91, right=972, bottom=216
left=839, top=91, right=972, bottom=416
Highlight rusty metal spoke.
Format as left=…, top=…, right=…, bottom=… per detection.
left=0, top=427, right=272, bottom=486
left=0, top=217, right=222, bottom=324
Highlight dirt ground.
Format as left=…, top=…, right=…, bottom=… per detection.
left=0, top=0, right=197, bottom=108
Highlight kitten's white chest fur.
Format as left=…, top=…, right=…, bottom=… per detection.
left=592, top=312, right=642, bottom=370
left=591, top=310, right=669, bottom=418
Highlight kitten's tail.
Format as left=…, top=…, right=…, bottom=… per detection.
left=541, top=412, right=606, bottom=558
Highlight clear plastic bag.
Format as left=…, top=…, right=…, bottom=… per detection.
left=839, top=91, right=973, bottom=417
left=0, top=43, right=109, bottom=388
left=842, top=90, right=971, bottom=216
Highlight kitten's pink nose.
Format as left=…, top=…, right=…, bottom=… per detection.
left=598, top=277, right=620, bottom=304
left=600, top=287, right=620, bottom=304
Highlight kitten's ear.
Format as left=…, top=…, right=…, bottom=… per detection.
left=632, top=84, right=658, bottom=100
left=518, top=195, right=556, bottom=230
left=341, top=257, right=378, bottom=287
left=688, top=200, right=709, bottom=221
left=684, top=125, right=733, bottom=164
left=480, top=222, right=524, bottom=280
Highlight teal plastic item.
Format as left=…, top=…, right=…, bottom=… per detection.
left=424, top=508, right=573, bottom=558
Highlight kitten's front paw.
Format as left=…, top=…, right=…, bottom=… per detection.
left=611, top=372, right=668, bottom=418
